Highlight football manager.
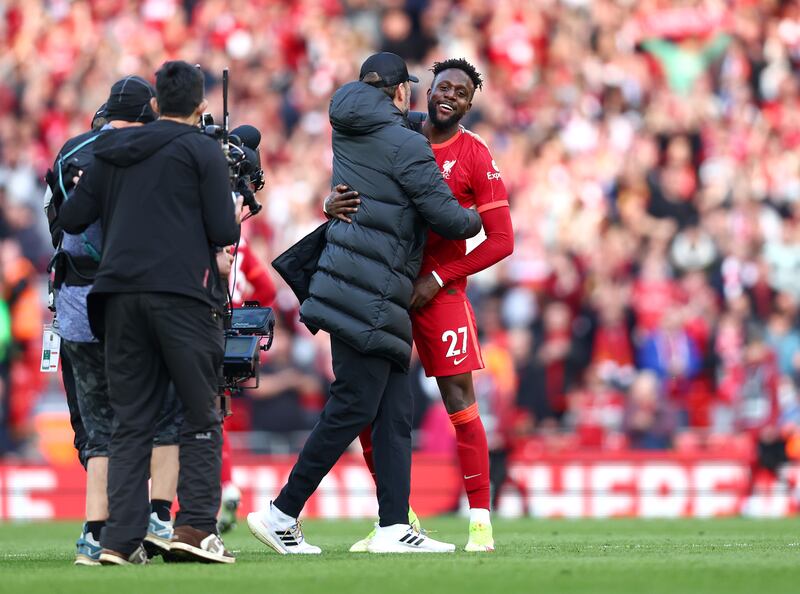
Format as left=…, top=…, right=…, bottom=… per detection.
left=251, top=52, right=482, bottom=554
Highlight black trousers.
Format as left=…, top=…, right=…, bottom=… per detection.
left=101, top=292, right=224, bottom=555
left=274, top=336, right=412, bottom=526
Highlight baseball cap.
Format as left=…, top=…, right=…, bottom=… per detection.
left=359, top=52, right=419, bottom=87
left=104, top=75, right=157, bottom=123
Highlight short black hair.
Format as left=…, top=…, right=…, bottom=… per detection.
left=430, top=58, right=483, bottom=93
left=155, top=61, right=204, bottom=117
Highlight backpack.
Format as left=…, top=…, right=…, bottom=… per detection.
left=44, top=132, right=105, bottom=260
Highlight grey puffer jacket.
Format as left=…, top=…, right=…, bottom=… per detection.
left=300, top=81, right=482, bottom=370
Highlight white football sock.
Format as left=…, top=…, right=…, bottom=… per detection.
left=470, top=508, right=491, bottom=524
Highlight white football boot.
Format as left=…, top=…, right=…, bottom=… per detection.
left=247, top=502, right=321, bottom=555
left=367, top=524, right=455, bottom=554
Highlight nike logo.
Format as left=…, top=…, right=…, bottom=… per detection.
left=453, top=356, right=468, bottom=365
left=464, top=473, right=481, bottom=480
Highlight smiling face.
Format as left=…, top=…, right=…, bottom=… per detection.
left=426, top=68, right=474, bottom=129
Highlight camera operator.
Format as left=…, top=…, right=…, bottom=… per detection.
left=59, top=61, right=241, bottom=565
left=45, top=78, right=183, bottom=565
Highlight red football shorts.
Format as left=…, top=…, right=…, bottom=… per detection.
left=411, top=299, right=484, bottom=378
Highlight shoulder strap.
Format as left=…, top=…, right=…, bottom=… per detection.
left=56, top=134, right=102, bottom=199
left=58, top=133, right=105, bottom=263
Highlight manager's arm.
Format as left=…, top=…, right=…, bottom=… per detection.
left=393, top=134, right=481, bottom=240
left=198, top=141, right=240, bottom=247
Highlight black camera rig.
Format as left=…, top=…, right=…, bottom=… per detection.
left=220, top=301, right=275, bottom=415
left=199, top=69, right=264, bottom=217
left=198, top=68, right=273, bottom=414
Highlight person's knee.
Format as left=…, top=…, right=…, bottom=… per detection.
left=324, top=396, right=380, bottom=431
left=178, top=396, right=221, bottom=434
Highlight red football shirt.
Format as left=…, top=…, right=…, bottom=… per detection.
left=419, top=127, right=510, bottom=301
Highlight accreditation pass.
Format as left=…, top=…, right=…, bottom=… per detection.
left=40, top=324, right=61, bottom=373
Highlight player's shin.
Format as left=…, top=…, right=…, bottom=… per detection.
left=449, top=402, right=494, bottom=551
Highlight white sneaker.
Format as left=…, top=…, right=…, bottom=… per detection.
left=350, top=507, right=422, bottom=552
left=247, top=505, right=321, bottom=555
left=349, top=523, right=377, bottom=553
left=367, top=524, right=455, bottom=554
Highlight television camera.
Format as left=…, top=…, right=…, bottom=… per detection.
left=199, top=69, right=264, bottom=217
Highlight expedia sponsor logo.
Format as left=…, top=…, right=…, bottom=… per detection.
left=486, top=159, right=501, bottom=180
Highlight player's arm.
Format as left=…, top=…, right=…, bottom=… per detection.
left=240, top=246, right=277, bottom=306
left=435, top=143, right=513, bottom=282
left=410, top=145, right=514, bottom=308
left=434, top=206, right=513, bottom=283
left=410, top=206, right=513, bottom=308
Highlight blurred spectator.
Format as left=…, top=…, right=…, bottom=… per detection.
left=565, top=366, right=625, bottom=449
left=732, top=330, right=782, bottom=437
left=623, top=370, right=678, bottom=450
left=507, top=326, right=543, bottom=431
left=765, top=310, right=800, bottom=381
left=589, top=282, right=636, bottom=390
left=0, top=278, right=11, bottom=454
left=473, top=326, right=517, bottom=506
left=0, top=239, right=42, bottom=454
left=638, top=308, right=702, bottom=423
left=531, top=301, right=581, bottom=421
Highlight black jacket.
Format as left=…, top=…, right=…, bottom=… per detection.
left=59, top=120, right=240, bottom=331
left=296, top=82, right=482, bottom=370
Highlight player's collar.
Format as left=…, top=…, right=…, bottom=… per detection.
left=430, top=126, right=464, bottom=150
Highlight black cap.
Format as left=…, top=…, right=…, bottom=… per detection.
left=104, top=75, right=157, bottom=123
left=359, top=52, right=419, bottom=87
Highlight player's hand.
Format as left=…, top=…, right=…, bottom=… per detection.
left=324, top=184, right=360, bottom=223
left=216, top=246, right=234, bottom=278
left=410, top=273, right=441, bottom=309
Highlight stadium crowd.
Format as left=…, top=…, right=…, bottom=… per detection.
left=3, top=0, right=800, bottom=467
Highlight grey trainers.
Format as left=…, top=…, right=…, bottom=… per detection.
left=143, top=512, right=173, bottom=557
left=75, top=523, right=102, bottom=566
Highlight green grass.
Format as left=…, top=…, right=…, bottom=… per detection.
left=0, top=517, right=799, bottom=594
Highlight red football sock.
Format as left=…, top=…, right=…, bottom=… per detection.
left=358, top=425, right=377, bottom=486
left=449, top=403, right=491, bottom=511
left=221, top=425, right=233, bottom=485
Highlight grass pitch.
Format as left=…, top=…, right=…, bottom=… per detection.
left=0, top=517, right=798, bottom=594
